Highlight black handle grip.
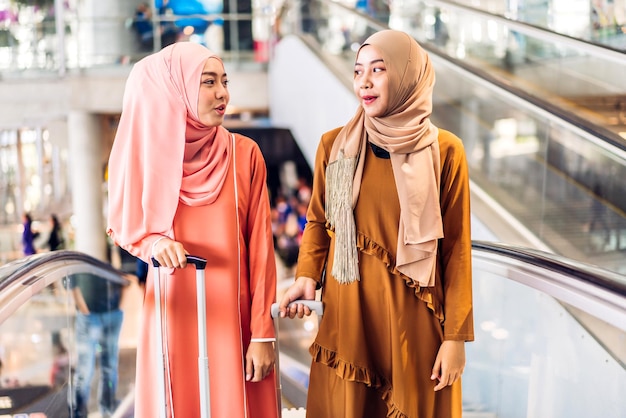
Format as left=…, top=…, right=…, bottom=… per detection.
left=151, top=255, right=207, bottom=270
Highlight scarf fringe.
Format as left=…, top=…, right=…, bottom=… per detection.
left=326, top=155, right=360, bottom=284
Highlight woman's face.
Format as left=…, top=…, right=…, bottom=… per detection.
left=353, top=44, right=389, bottom=118
left=197, top=57, right=230, bottom=127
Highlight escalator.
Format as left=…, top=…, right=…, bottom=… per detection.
left=0, top=245, right=623, bottom=417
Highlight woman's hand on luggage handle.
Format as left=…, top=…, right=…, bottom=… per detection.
left=151, top=237, right=189, bottom=268
left=245, top=341, right=275, bottom=382
left=278, top=276, right=318, bottom=318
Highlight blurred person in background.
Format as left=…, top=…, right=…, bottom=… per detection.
left=46, top=214, right=65, bottom=251
left=68, top=273, right=125, bottom=418
left=21, top=212, right=38, bottom=256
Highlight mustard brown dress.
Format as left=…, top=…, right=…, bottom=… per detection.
left=296, top=127, right=474, bottom=418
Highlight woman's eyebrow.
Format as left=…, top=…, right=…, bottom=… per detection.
left=201, top=71, right=227, bottom=77
left=354, top=59, right=384, bottom=66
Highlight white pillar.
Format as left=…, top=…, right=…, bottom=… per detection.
left=76, top=0, right=138, bottom=66
left=460, top=97, right=479, bottom=160
left=54, top=0, right=66, bottom=76
left=35, top=127, right=45, bottom=213
left=67, top=111, right=107, bottom=261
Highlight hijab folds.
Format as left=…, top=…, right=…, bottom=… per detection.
left=107, top=42, right=231, bottom=260
left=326, top=30, right=443, bottom=287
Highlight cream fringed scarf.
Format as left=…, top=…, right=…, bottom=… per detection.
left=326, top=151, right=361, bottom=283
left=325, top=30, right=444, bottom=287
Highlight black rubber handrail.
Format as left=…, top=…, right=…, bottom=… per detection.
left=425, top=45, right=625, bottom=152
left=472, top=240, right=626, bottom=296
left=0, top=250, right=126, bottom=292
left=2, top=245, right=623, bottom=307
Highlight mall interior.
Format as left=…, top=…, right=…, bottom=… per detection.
left=0, top=0, right=624, bottom=417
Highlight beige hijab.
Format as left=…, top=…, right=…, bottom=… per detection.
left=326, top=30, right=443, bottom=287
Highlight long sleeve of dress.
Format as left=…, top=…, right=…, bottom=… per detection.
left=294, top=129, right=337, bottom=284
left=438, top=130, right=474, bottom=341
left=245, top=142, right=277, bottom=340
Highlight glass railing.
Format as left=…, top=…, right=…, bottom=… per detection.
left=0, top=3, right=274, bottom=76
left=0, top=251, right=134, bottom=418
left=467, top=241, right=626, bottom=417
left=439, top=0, right=626, bottom=51
left=271, top=0, right=626, bottom=276
left=2, top=245, right=623, bottom=416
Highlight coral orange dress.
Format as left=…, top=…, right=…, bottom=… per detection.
left=133, top=134, right=278, bottom=418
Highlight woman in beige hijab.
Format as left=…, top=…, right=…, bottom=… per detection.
left=278, top=30, right=474, bottom=417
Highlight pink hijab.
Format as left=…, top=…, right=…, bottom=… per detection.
left=107, top=42, right=231, bottom=261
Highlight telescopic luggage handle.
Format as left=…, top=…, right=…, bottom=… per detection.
left=151, top=254, right=211, bottom=418
left=271, top=300, right=323, bottom=415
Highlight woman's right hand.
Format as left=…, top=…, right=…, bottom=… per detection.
left=152, top=237, right=188, bottom=268
left=278, top=276, right=318, bottom=318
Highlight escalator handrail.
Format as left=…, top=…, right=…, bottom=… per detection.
left=1, top=246, right=623, bottom=331
left=426, top=48, right=626, bottom=156
left=0, top=250, right=127, bottom=293
left=3, top=245, right=623, bottom=306
left=472, top=240, right=626, bottom=296
left=428, top=0, right=626, bottom=63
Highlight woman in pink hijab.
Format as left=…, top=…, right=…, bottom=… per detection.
left=107, top=42, right=278, bottom=418
left=278, top=30, right=474, bottom=417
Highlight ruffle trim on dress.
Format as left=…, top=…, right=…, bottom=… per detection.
left=309, top=342, right=408, bottom=418
left=355, top=232, right=444, bottom=322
